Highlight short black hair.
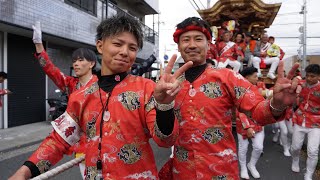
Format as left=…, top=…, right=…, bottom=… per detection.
left=305, top=64, right=320, bottom=75
left=176, top=17, right=212, bottom=38
left=96, top=15, right=143, bottom=49
left=0, top=72, right=7, bottom=79
left=236, top=33, right=244, bottom=38
left=245, top=32, right=253, bottom=38
left=206, top=59, right=215, bottom=66
left=269, top=36, right=275, bottom=41
left=240, top=67, right=258, bottom=77
left=72, top=48, right=97, bottom=62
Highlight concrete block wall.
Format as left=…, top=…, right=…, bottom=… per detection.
left=0, top=0, right=159, bottom=69
left=0, top=0, right=103, bottom=46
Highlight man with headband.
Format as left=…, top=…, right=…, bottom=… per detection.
left=159, top=17, right=301, bottom=179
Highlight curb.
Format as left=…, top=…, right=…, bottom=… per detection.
left=0, top=139, right=44, bottom=154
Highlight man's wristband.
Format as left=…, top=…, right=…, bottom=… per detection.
left=154, top=99, right=174, bottom=111
left=270, top=98, right=287, bottom=112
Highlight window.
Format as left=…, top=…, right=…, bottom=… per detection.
left=65, top=0, right=97, bottom=16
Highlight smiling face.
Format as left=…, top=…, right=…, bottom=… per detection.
left=178, top=30, right=209, bottom=66
left=261, top=34, right=269, bottom=43
left=72, top=58, right=95, bottom=77
left=96, top=32, right=139, bottom=75
left=306, top=72, right=319, bottom=86
left=235, top=34, right=243, bottom=43
left=222, top=32, right=231, bottom=42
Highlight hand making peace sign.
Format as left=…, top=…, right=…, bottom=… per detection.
left=154, top=54, right=193, bottom=104
left=272, top=61, right=301, bottom=110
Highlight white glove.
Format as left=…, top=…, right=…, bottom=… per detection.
left=32, top=21, right=42, bottom=44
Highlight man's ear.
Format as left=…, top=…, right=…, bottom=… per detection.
left=90, top=61, right=95, bottom=69
left=96, top=40, right=103, bottom=54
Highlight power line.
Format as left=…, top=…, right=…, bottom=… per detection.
left=280, top=44, right=320, bottom=47
left=192, top=0, right=200, bottom=10
left=197, top=0, right=206, bottom=9
left=272, top=22, right=320, bottom=25
left=275, top=36, right=320, bottom=38
left=277, top=12, right=300, bottom=16
left=188, top=0, right=198, bottom=11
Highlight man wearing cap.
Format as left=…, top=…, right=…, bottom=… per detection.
left=160, top=17, right=301, bottom=180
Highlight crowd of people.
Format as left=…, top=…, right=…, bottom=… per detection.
left=206, top=27, right=285, bottom=80
left=7, top=14, right=319, bottom=180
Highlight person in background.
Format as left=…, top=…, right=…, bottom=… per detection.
left=268, top=36, right=285, bottom=60
left=32, top=22, right=97, bottom=97
left=32, top=21, right=98, bottom=179
left=217, top=31, right=244, bottom=72
left=291, top=64, right=320, bottom=180
left=0, top=72, right=11, bottom=108
left=9, top=15, right=192, bottom=180
left=252, top=34, right=280, bottom=79
left=206, top=41, right=219, bottom=68
left=234, top=33, right=247, bottom=71
left=159, top=16, right=301, bottom=180
left=235, top=33, right=246, bottom=53
left=243, top=32, right=260, bottom=67
left=237, top=67, right=265, bottom=179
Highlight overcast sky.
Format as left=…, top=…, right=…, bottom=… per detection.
left=146, top=0, right=320, bottom=62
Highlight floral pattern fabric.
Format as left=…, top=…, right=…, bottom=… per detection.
left=35, top=50, right=95, bottom=95
left=293, top=82, right=320, bottom=128
left=28, top=75, right=179, bottom=179
left=236, top=110, right=263, bottom=139
left=169, top=67, right=276, bottom=180
left=35, top=50, right=98, bottom=155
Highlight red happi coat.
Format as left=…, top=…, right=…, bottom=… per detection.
left=170, top=67, right=277, bottom=180
left=236, top=42, right=246, bottom=54
left=35, top=50, right=98, bottom=95
left=206, top=43, right=219, bottom=60
left=217, top=41, right=244, bottom=63
left=293, top=82, right=320, bottom=128
left=28, top=75, right=178, bottom=179
left=236, top=110, right=263, bottom=139
left=0, top=89, right=9, bottom=107
left=283, top=107, right=294, bottom=122
left=35, top=50, right=98, bottom=155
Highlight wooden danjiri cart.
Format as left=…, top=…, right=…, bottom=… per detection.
left=198, top=0, right=282, bottom=86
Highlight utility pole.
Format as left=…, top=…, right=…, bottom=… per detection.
left=105, top=0, right=109, bottom=19
left=302, top=0, right=307, bottom=77
left=298, top=0, right=307, bottom=77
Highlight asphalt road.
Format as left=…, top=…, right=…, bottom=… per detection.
left=0, top=126, right=316, bottom=180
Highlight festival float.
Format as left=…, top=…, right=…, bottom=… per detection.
left=198, top=0, right=282, bottom=86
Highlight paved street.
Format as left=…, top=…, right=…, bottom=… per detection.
left=0, top=126, right=318, bottom=179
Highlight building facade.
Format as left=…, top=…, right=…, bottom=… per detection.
left=0, top=0, right=159, bottom=128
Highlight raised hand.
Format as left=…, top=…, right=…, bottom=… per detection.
left=32, top=21, right=42, bottom=44
left=154, top=54, right=193, bottom=104
left=272, top=61, right=300, bottom=109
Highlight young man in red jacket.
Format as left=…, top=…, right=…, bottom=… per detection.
left=291, top=64, right=320, bottom=180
